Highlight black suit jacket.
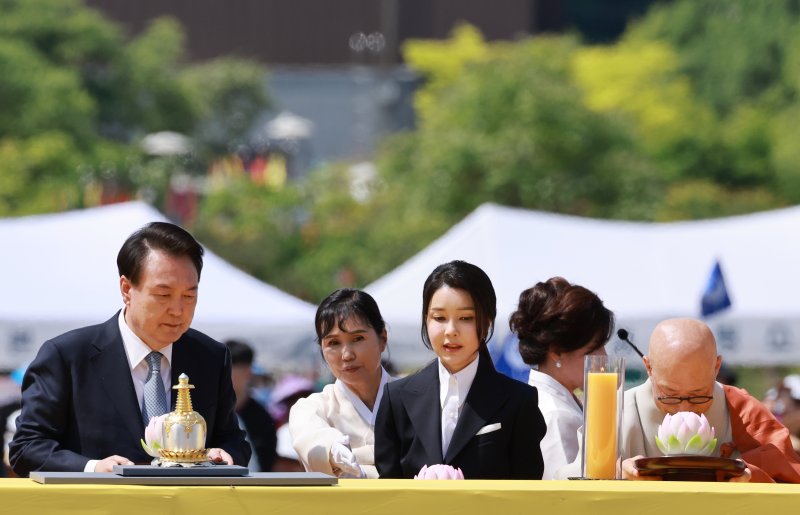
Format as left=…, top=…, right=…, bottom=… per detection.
left=375, top=354, right=546, bottom=479
left=9, top=312, right=250, bottom=476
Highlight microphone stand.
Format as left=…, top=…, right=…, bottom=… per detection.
left=617, top=329, right=644, bottom=359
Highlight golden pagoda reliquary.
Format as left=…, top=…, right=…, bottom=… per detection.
left=150, top=373, right=211, bottom=467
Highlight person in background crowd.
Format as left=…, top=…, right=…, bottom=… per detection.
left=509, top=277, right=614, bottom=479
left=271, top=374, right=315, bottom=472
left=764, top=374, right=800, bottom=452
left=375, top=260, right=546, bottom=479
left=0, top=364, right=25, bottom=477
left=716, top=362, right=738, bottom=386
left=621, top=318, right=800, bottom=483
left=225, top=339, right=277, bottom=472
left=9, top=222, right=249, bottom=476
left=289, top=289, right=393, bottom=478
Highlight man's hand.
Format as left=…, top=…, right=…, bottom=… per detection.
left=94, top=455, right=134, bottom=472
left=729, top=467, right=752, bottom=482
left=207, top=448, right=234, bottom=465
left=621, top=456, right=661, bottom=481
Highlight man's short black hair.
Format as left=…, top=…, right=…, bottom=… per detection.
left=117, top=221, right=204, bottom=284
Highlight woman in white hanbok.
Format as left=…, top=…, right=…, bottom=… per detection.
left=509, top=277, right=614, bottom=479
left=289, top=289, right=392, bottom=478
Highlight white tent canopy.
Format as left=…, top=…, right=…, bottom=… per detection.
left=0, top=202, right=316, bottom=371
left=366, top=203, right=800, bottom=369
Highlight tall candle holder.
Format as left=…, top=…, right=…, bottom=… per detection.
left=581, top=355, right=625, bottom=479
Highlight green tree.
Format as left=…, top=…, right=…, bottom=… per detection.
left=628, top=0, right=800, bottom=116
left=0, top=0, right=269, bottom=216
left=383, top=31, right=662, bottom=222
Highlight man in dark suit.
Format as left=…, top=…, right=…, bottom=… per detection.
left=9, top=222, right=250, bottom=476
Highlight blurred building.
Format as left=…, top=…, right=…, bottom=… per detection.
left=85, top=0, right=556, bottom=65
left=85, top=0, right=657, bottom=166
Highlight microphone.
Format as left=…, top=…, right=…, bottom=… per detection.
left=617, top=329, right=644, bottom=359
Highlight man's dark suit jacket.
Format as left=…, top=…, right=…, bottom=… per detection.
left=374, top=353, right=546, bottom=479
left=9, top=312, right=250, bottom=477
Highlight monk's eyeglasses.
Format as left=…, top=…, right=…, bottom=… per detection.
left=657, top=395, right=713, bottom=405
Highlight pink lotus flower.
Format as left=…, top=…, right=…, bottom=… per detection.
left=414, top=464, right=465, bottom=480
left=140, top=414, right=167, bottom=458
left=655, top=411, right=717, bottom=456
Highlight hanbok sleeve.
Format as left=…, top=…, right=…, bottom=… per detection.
left=539, top=405, right=581, bottom=479
left=288, top=391, right=347, bottom=476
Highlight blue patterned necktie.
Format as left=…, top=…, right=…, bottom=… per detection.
left=142, top=351, right=168, bottom=425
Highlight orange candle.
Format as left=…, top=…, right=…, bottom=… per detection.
left=585, top=371, right=618, bottom=479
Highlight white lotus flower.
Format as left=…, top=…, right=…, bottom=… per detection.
left=655, top=411, right=717, bottom=456
left=140, top=414, right=167, bottom=458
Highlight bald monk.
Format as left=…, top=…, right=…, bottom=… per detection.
left=621, top=318, right=800, bottom=483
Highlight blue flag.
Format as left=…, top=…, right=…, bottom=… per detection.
left=490, top=333, right=530, bottom=383
left=701, top=260, right=732, bottom=317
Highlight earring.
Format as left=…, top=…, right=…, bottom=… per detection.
left=555, top=360, right=562, bottom=368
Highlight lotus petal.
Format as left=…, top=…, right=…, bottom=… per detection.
left=684, top=434, right=704, bottom=453
left=701, top=438, right=718, bottom=456
left=682, top=412, right=700, bottom=433
left=140, top=438, right=160, bottom=458
left=667, top=434, right=682, bottom=454
left=655, top=436, right=668, bottom=455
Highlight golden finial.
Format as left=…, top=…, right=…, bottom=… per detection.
left=173, top=373, right=196, bottom=413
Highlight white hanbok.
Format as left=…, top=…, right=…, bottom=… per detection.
left=289, top=368, right=391, bottom=478
left=528, top=369, right=583, bottom=479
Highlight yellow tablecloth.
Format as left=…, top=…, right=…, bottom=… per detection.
left=2, top=478, right=799, bottom=514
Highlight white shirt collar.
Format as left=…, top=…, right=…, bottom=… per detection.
left=118, top=308, right=173, bottom=373
left=335, top=367, right=391, bottom=427
left=528, top=369, right=582, bottom=411
left=438, top=354, right=480, bottom=408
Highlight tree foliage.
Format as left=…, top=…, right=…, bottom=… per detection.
left=0, top=0, right=269, bottom=216
left=4, top=0, right=800, bottom=303
left=196, top=1, right=800, bottom=300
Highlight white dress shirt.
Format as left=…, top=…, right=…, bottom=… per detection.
left=118, top=309, right=173, bottom=412
left=528, top=369, right=583, bottom=479
left=438, top=355, right=479, bottom=457
left=83, top=310, right=174, bottom=472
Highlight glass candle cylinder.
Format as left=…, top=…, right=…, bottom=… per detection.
left=581, top=355, right=625, bottom=479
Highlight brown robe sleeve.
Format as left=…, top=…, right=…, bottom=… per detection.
left=721, top=384, right=800, bottom=483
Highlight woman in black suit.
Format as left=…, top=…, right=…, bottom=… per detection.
left=375, top=260, right=546, bottom=479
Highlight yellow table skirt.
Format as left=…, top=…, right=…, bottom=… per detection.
left=2, top=478, right=799, bottom=514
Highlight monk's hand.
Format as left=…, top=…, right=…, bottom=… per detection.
left=621, top=456, right=661, bottom=481
left=207, top=448, right=234, bottom=465
left=94, top=455, right=134, bottom=472
left=729, top=467, right=752, bottom=483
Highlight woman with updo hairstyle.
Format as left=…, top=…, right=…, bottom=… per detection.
left=509, top=277, right=614, bottom=479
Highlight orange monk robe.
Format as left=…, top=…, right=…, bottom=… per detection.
left=721, top=384, right=800, bottom=483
